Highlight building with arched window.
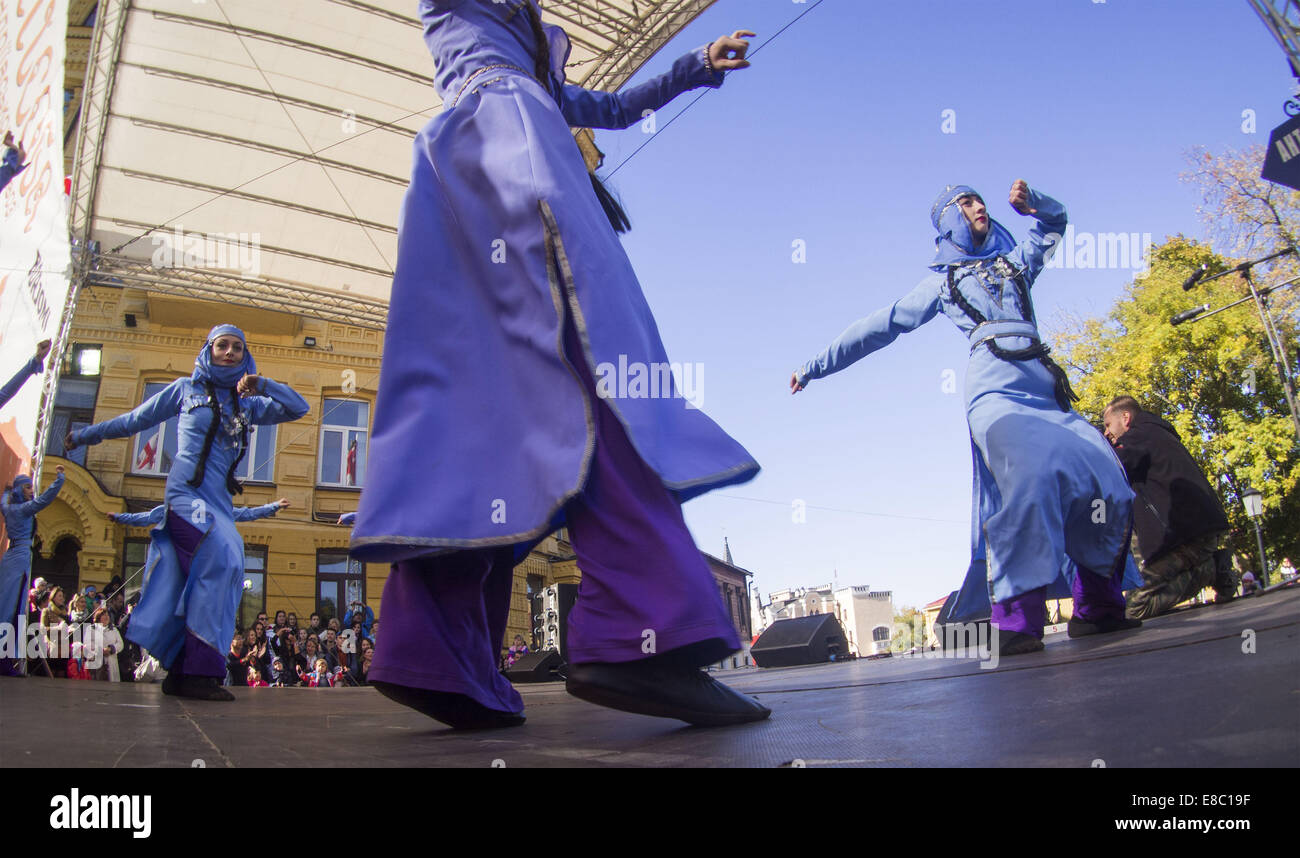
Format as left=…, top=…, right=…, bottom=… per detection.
left=753, top=583, right=895, bottom=657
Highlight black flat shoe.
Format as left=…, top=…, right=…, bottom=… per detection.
left=1068, top=615, right=1142, bottom=638
left=565, top=660, right=771, bottom=727
left=994, top=629, right=1045, bottom=656
left=372, top=680, right=525, bottom=730
left=177, top=676, right=235, bottom=701
left=161, top=668, right=182, bottom=696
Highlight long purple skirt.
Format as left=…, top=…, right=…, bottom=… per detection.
left=368, top=312, right=740, bottom=714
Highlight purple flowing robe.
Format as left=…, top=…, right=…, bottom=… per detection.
left=352, top=0, right=759, bottom=562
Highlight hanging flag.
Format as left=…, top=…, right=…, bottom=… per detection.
left=136, top=429, right=160, bottom=471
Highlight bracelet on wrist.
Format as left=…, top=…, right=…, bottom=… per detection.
left=704, top=42, right=718, bottom=76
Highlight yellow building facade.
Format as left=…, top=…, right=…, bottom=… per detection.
left=34, top=284, right=578, bottom=652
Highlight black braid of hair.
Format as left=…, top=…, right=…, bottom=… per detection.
left=188, top=380, right=248, bottom=495
left=226, top=391, right=248, bottom=496
left=188, top=380, right=222, bottom=490
left=523, top=0, right=630, bottom=232
left=522, top=1, right=552, bottom=97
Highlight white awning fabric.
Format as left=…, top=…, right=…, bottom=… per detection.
left=75, top=0, right=715, bottom=320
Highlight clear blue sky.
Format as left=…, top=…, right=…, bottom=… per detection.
left=588, top=0, right=1287, bottom=609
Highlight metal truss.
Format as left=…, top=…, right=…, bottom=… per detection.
left=1249, top=0, right=1300, bottom=77
left=86, top=253, right=391, bottom=329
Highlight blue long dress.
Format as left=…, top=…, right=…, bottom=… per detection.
left=0, top=474, right=65, bottom=633
left=0, top=354, right=49, bottom=625
left=72, top=338, right=308, bottom=669
left=796, top=187, right=1139, bottom=623
left=351, top=0, right=759, bottom=562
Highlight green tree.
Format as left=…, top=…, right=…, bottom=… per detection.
left=889, top=605, right=922, bottom=652
left=1053, top=232, right=1299, bottom=574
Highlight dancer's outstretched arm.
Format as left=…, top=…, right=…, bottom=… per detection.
left=1006, top=180, right=1068, bottom=287
left=67, top=379, right=187, bottom=449
left=234, top=499, right=288, bottom=522
left=109, top=506, right=165, bottom=527
left=0, top=340, right=50, bottom=409
left=559, top=31, right=753, bottom=130
left=791, top=278, right=943, bottom=393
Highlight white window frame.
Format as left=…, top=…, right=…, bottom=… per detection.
left=131, top=381, right=181, bottom=477
left=234, top=423, right=278, bottom=483
left=317, top=399, right=370, bottom=488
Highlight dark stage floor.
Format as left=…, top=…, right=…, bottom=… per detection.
left=3, top=588, right=1297, bottom=768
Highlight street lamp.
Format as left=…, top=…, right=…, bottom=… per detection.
left=1241, top=486, right=1269, bottom=587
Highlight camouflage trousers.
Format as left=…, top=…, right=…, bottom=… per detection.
left=1126, top=532, right=1233, bottom=621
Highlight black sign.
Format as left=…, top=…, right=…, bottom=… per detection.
left=1261, top=114, right=1300, bottom=191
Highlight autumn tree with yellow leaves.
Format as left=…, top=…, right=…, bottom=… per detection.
left=1053, top=145, right=1299, bottom=575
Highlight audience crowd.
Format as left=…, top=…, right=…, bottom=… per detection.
left=24, top=578, right=377, bottom=688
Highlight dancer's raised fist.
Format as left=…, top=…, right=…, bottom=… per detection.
left=1009, top=180, right=1036, bottom=216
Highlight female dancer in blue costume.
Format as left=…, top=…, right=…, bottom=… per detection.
left=351, top=0, right=767, bottom=728
left=67, top=325, right=308, bottom=699
left=793, top=182, right=1142, bottom=654
left=0, top=338, right=55, bottom=675
left=0, top=467, right=64, bottom=675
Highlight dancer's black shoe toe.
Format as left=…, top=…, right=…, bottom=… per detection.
left=1067, top=615, right=1142, bottom=638
left=161, top=667, right=182, bottom=696
left=994, top=629, right=1045, bottom=656
left=565, top=660, right=771, bottom=727
left=177, top=676, right=235, bottom=701
left=372, top=680, right=525, bottom=730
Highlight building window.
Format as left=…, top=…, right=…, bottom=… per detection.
left=48, top=354, right=103, bottom=466
left=122, top=538, right=149, bottom=588
left=233, top=424, right=278, bottom=482
left=526, top=574, right=544, bottom=596
left=47, top=408, right=93, bottom=466
left=239, top=546, right=268, bottom=632
left=316, top=549, right=365, bottom=626
left=318, top=399, right=369, bottom=487
left=132, top=381, right=181, bottom=476
left=67, top=344, right=102, bottom=378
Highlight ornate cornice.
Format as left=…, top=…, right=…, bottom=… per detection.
left=68, top=325, right=383, bottom=367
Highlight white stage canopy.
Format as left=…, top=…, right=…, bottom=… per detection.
left=69, top=0, right=716, bottom=325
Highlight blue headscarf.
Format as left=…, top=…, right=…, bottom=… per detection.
left=929, top=184, right=1018, bottom=271
left=8, top=475, right=31, bottom=504
left=193, top=324, right=255, bottom=389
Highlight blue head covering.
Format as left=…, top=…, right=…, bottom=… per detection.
left=8, top=474, right=31, bottom=503
left=929, top=184, right=1018, bottom=271
left=193, top=324, right=255, bottom=389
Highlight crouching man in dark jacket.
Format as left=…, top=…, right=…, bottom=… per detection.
left=1102, top=396, right=1236, bottom=619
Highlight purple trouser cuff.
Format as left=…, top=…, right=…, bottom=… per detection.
left=990, top=586, right=1047, bottom=637
left=1071, top=564, right=1126, bottom=622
